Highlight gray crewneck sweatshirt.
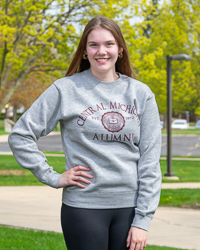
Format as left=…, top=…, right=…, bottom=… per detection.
left=8, top=69, right=162, bottom=231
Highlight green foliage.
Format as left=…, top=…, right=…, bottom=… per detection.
left=123, top=0, right=200, bottom=116
left=160, top=189, right=200, bottom=207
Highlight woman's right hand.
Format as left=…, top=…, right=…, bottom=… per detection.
left=58, top=166, right=93, bottom=188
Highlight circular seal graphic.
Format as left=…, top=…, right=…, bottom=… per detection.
left=101, top=112, right=125, bottom=133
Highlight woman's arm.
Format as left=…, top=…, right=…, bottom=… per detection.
left=132, top=95, right=162, bottom=230
left=126, top=95, right=161, bottom=249
left=8, top=84, right=62, bottom=188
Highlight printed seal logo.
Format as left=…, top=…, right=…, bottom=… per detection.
left=101, top=112, right=125, bottom=133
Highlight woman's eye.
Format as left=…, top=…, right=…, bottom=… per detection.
left=91, top=44, right=97, bottom=47
left=107, top=43, right=113, bottom=46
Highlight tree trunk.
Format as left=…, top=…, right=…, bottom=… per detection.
left=164, top=114, right=167, bottom=129
left=0, top=86, right=17, bottom=114
left=13, top=105, right=18, bottom=122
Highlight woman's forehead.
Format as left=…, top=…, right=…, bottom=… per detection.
left=87, top=28, right=116, bottom=43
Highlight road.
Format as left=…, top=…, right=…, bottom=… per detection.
left=0, top=133, right=200, bottom=156
left=161, top=134, right=200, bottom=156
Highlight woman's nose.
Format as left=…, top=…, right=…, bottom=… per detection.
left=97, top=45, right=106, bottom=55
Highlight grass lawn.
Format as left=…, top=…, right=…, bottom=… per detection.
left=0, top=155, right=200, bottom=208
left=1, top=155, right=200, bottom=185
left=160, top=189, right=200, bottom=208
left=162, top=128, right=200, bottom=135
left=0, top=226, right=188, bottom=250
left=0, top=125, right=8, bottom=135
left=0, top=155, right=66, bottom=186
left=42, top=151, right=64, bottom=155
left=161, top=155, right=200, bottom=158
left=160, top=159, right=200, bottom=183
left=0, top=226, right=66, bottom=250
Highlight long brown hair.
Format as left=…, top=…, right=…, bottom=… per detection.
left=66, top=16, right=136, bottom=78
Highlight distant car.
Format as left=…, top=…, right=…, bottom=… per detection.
left=171, top=119, right=189, bottom=129
left=195, top=120, right=200, bottom=129
left=160, top=121, right=164, bottom=129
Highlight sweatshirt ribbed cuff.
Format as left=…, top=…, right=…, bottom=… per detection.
left=40, top=169, right=62, bottom=189
left=131, top=213, right=152, bottom=231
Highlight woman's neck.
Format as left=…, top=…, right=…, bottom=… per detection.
left=90, top=68, right=119, bottom=82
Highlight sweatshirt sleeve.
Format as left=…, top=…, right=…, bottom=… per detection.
left=131, top=94, right=162, bottom=231
left=8, top=83, right=62, bottom=188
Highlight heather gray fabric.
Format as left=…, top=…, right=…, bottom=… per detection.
left=8, top=69, right=162, bottom=231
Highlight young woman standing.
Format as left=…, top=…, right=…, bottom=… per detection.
left=9, top=16, right=162, bottom=250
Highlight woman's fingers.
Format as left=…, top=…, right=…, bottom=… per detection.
left=73, top=176, right=91, bottom=184
left=70, top=180, right=88, bottom=189
left=127, top=227, right=147, bottom=250
left=58, top=165, right=93, bottom=188
left=73, top=165, right=91, bottom=172
left=126, top=231, right=131, bottom=247
left=73, top=166, right=93, bottom=179
left=74, top=170, right=93, bottom=179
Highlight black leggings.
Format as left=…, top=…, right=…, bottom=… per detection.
left=61, top=203, right=135, bottom=250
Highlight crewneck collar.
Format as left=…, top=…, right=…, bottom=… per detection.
left=87, top=68, right=123, bottom=85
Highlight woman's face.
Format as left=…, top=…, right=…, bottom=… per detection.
left=85, top=28, right=123, bottom=81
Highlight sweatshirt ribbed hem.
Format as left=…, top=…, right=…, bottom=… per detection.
left=62, top=189, right=138, bottom=209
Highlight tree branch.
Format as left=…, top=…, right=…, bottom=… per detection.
left=30, top=64, right=57, bottom=69
left=39, top=0, right=55, bottom=16
left=0, top=41, right=9, bottom=89
left=0, top=0, right=9, bottom=89
left=15, top=45, right=47, bottom=86
left=13, top=9, right=33, bottom=48
left=30, top=68, right=63, bottom=72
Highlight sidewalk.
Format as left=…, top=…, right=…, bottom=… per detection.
left=0, top=134, right=9, bottom=142
left=0, top=186, right=200, bottom=250
left=162, top=182, right=200, bottom=189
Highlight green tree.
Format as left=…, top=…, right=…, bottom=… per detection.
left=124, top=0, right=199, bottom=118
left=142, top=0, right=159, bottom=38
left=0, top=0, right=134, bottom=113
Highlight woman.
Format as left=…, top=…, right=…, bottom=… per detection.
left=9, top=16, right=162, bottom=250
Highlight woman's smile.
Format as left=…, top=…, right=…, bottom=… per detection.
left=95, top=58, right=110, bottom=63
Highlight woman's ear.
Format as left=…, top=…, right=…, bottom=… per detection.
left=119, top=47, right=123, bottom=53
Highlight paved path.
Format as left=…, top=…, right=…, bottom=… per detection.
left=162, top=134, right=200, bottom=156
left=162, top=182, right=200, bottom=189
left=1, top=133, right=200, bottom=156
left=0, top=186, right=200, bottom=250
